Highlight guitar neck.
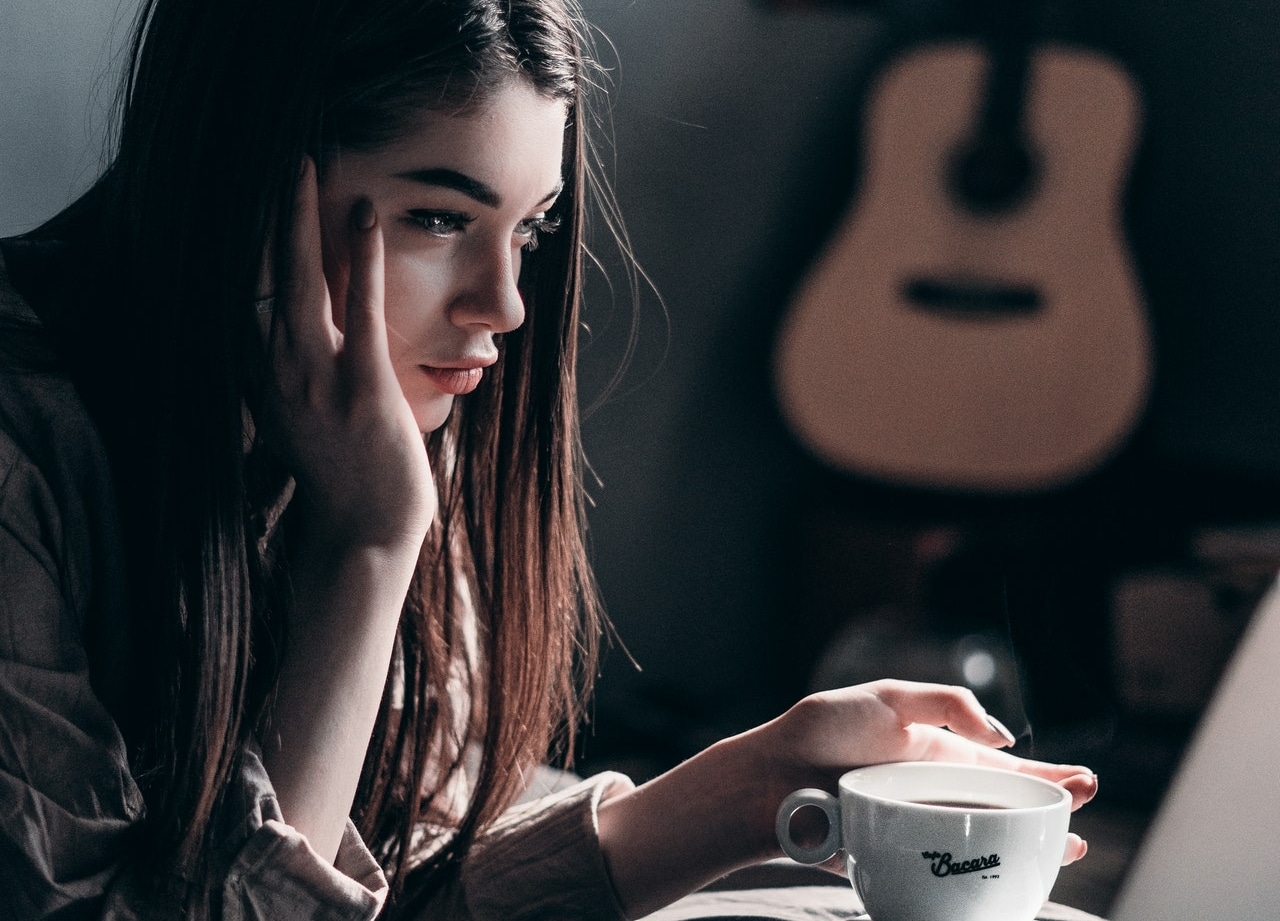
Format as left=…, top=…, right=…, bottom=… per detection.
left=968, top=0, right=1036, bottom=140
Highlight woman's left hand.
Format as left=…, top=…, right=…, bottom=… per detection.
left=758, top=679, right=1096, bottom=866
left=598, top=679, right=1097, bottom=918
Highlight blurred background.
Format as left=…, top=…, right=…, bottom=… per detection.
left=567, top=1, right=1280, bottom=914
left=6, top=0, right=1280, bottom=915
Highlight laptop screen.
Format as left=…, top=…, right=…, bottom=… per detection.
left=1109, top=575, right=1280, bottom=921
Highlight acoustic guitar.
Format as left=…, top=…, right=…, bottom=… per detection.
left=773, top=4, right=1151, bottom=493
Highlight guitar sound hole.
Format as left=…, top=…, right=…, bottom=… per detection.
left=948, top=136, right=1040, bottom=214
left=904, top=278, right=1042, bottom=318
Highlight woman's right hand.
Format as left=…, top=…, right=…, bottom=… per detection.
left=256, top=159, right=435, bottom=864
left=260, top=157, right=435, bottom=551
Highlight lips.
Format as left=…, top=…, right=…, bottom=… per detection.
left=420, top=365, right=486, bottom=395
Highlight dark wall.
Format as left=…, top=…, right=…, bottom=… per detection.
left=574, top=0, right=1280, bottom=777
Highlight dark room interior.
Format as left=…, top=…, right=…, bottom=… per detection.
left=566, top=1, right=1280, bottom=915
left=5, top=1, right=1280, bottom=916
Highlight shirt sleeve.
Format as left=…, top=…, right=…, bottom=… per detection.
left=95, top=746, right=390, bottom=921
left=175, top=745, right=389, bottom=921
left=0, top=406, right=390, bottom=920
left=400, top=771, right=635, bottom=921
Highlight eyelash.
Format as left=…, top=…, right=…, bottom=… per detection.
left=517, top=214, right=562, bottom=252
left=407, top=211, right=562, bottom=252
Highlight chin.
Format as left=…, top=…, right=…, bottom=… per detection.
left=413, top=398, right=455, bottom=434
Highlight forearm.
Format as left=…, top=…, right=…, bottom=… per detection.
left=261, top=530, right=421, bottom=864
left=596, top=723, right=789, bottom=919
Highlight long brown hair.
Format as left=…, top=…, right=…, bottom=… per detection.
left=23, top=0, right=610, bottom=909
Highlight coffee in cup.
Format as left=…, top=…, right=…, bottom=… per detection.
left=775, top=762, right=1071, bottom=921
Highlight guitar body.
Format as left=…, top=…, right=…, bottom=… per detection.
left=774, top=42, right=1150, bottom=493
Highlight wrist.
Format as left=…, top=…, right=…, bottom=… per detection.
left=287, top=490, right=429, bottom=566
left=279, top=507, right=424, bottom=642
left=596, top=729, right=788, bottom=917
left=717, top=720, right=804, bottom=864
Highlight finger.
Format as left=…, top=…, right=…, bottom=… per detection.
left=340, top=197, right=391, bottom=382
left=893, top=721, right=1099, bottom=805
left=984, top=759, right=1099, bottom=812
left=1059, top=771, right=1100, bottom=810
left=281, top=157, right=333, bottom=349
left=257, top=219, right=277, bottom=301
left=255, top=238, right=278, bottom=343
left=988, top=761, right=1097, bottom=809
left=254, top=196, right=281, bottom=343
left=1062, top=833, right=1088, bottom=866
left=872, top=680, right=1014, bottom=748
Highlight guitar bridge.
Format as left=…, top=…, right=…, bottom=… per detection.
left=904, top=277, right=1042, bottom=318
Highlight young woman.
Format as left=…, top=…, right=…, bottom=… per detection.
left=0, top=0, right=1098, bottom=918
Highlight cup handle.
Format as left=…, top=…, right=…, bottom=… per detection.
left=775, top=788, right=842, bottom=865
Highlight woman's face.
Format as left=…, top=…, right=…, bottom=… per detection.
left=318, top=79, right=569, bottom=432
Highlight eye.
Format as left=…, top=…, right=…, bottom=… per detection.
left=407, top=210, right=474, bottom=237
left=515, top=214, right=562, bottom=253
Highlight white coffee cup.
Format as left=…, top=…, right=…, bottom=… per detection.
left=776, top=762, right=1071, bottom=921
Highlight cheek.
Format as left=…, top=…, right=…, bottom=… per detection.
left=381, top=255, right=450, bottom=352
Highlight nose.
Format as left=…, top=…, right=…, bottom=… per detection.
left=449, top=245, right=526, bottom=335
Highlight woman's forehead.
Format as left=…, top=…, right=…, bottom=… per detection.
left=323, top=82, right=569, bottom=197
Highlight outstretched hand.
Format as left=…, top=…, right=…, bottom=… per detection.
left=598, top=678, right=1098, bottom=919
left=259, top=158, right=434, bottom=550
left=761, top=679, right=1096, bottom=867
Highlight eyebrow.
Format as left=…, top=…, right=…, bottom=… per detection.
left=396, top=167, right=563, bottom=210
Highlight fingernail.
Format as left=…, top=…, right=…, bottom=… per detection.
left=351, top=198, right=376, bottom=230
left=1064, top=772, right=1099, bottom=799
left=1063, top=837, right=1088, bottom=866
left=985, top=714, right=1017, bottom=746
